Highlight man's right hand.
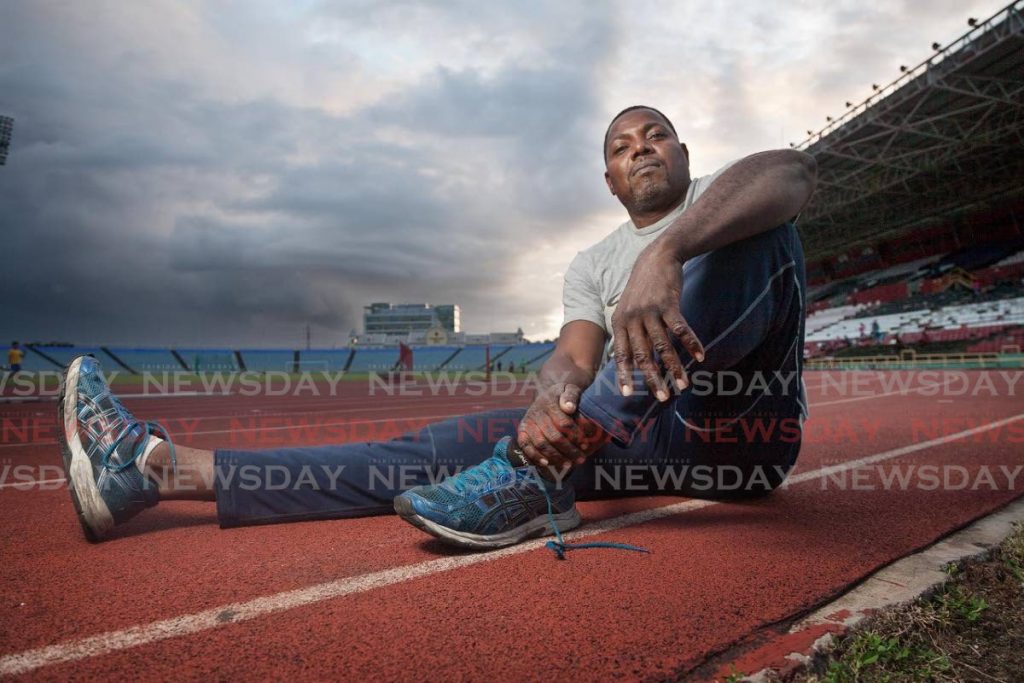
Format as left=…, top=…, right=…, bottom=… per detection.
left=516, top=382, right=588, bottom=471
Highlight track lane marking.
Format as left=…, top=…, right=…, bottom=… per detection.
left=2, top=412, right=1022, bottom=676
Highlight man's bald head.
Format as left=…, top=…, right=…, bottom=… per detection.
left=603, top=105, right=678, bottom=162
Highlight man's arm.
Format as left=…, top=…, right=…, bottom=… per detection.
left=654, top=149, right=816, bottom=261
left=516, top=320, right=606, bottom=468
left=538, top=320, right=606, bottom=394
left=610, top=149, right=817, bottom=399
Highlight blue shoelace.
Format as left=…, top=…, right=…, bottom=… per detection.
left=445, top=456, right=510, bottom=494
left=100, top=419, right=177, bottom=474
left=537, top=480, right=650, bottom=560
left=447, top=454, right=649, bottom=559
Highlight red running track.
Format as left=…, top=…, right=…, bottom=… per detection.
left=1, top=370, right=1023, bottom=680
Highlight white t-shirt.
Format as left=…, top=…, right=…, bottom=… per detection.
left=562, top=161, right=736, bottom=338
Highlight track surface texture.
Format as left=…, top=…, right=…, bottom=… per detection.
left=1, top=370, right=1023, bottom=680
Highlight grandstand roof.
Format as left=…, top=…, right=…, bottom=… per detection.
left=797, top=1, right=1024, bottom=260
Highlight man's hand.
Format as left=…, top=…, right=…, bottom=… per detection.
left=610, top=243, right=704, bottom=400
left=517, top=382, right=589, bottom=471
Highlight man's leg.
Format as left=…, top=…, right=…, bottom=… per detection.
left=58, top=352, right=527, bottom=540
left=391, top=224, right=808, bottom=550
left=144, top=443, right=216, bottom=501
left=159, top=409, right=526, bottom=528
left=575, top=222, right=807, bottom=497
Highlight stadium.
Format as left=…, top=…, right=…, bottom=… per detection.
left=1, top=2, right=1023, bottom=681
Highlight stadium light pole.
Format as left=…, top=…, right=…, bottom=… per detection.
left=0, top=115, right=13, bottom=166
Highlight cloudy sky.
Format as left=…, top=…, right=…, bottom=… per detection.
left=0, top=0, right=1005, bottom=347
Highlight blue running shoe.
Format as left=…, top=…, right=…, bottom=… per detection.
left=394, top=436, right=580, bottom=549
left=58, top=356, right=174, bottom=541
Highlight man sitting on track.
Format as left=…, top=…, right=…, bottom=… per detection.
left=57, top=106, right=816, bottom=550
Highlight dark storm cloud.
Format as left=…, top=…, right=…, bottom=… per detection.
left=3, top=0, right=998, bottom=346
left=0, top=1, right=616, bottom=346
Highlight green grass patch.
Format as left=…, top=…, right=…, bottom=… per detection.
left=796, top=521, right=1024, bottom=682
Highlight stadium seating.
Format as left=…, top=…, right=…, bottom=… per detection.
left=926, top=243, right=1018, bottom=275
left=408, top=346, right=461, bottom=371
left=298, top=349, right=353, bottom=372
left=805, top=305, right=866, bottom=335
left=806, top=309, right=932, bottom=344
left=346, top=348, right=400, bottom=373
left=27, top=346, right=104, bottom=370
left=857, top=255, right=941, bottom=288
left=805, top=288, right=1024, bottom=359
left=107, top=348, right=185, bottom=372
left=175, top=349, right=238, bottom=372
left=444, top=345, right=490, bottom=371
left=968, top=328, right=1024, bottom=353
left=238, top=349, right=298, bottom=373
left=497, top=342, right=556, bottom=371
left=13, top=347, right=67, bottom=372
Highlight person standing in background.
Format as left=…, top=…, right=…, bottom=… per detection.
left=7, top=341, right=24, bottom=372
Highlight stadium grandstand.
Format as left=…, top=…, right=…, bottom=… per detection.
left=796, top=0, right=1024, bottom=368
left=8, top=342, right=558, bottom=376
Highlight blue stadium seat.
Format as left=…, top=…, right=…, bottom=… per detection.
left=176, top=349, right=238, bottom=372
left=106, top=348, right=183, bottom=373
left=238, top=349, right=299, bottom=373
left=346, top=348, right=400, bottom=372
left=27, top=346, right=103, bottom=370
left=409, top=345, right=460, bottom=371
left=496, top=343, right=556, bottom=371
left=444, top=345, right=490, bottom=371
left=299, top=349, right=354, bottom=372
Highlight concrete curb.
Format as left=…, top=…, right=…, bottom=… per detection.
left=732, top=496, right=1024, bottom=682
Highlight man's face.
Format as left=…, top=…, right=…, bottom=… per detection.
left=604, top=109, right=690, bottom=215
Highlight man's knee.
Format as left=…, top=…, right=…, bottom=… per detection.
left=679, top=227, right=803, bottom=373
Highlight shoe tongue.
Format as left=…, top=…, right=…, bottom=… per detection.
left=494, top=436, right=535, bottom=469
left=492, top=436, right=512, bottom=464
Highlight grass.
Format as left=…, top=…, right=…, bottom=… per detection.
left=794, top=521, right=1024, bottom=682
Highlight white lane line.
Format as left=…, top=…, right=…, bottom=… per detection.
left=1, top=412, right=1021, bottom=676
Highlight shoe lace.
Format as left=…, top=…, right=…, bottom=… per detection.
left=538, top=477, right=650, bottom=561
left=446, top=450, right=651, bottom=560
left=445, top=456, right=509, bottom=495
left=100, top=420, right=177, bottom=474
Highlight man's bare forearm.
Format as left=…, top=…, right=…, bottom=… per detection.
left=537, top=350, right=599, bottom=394
left=653, top=149, right=817, bottom=263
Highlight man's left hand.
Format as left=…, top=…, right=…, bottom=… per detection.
left=609, top=243, right=705, bottom=400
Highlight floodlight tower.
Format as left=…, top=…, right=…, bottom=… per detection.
left=0, top=115, right=13, bottom=165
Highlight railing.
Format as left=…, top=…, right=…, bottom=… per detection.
left=806, top=349, right=1021, bottom=370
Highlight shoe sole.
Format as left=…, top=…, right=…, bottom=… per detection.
left=58, top=356, right=115, bottom=542
left=393, top=495, right=582, bottom=550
